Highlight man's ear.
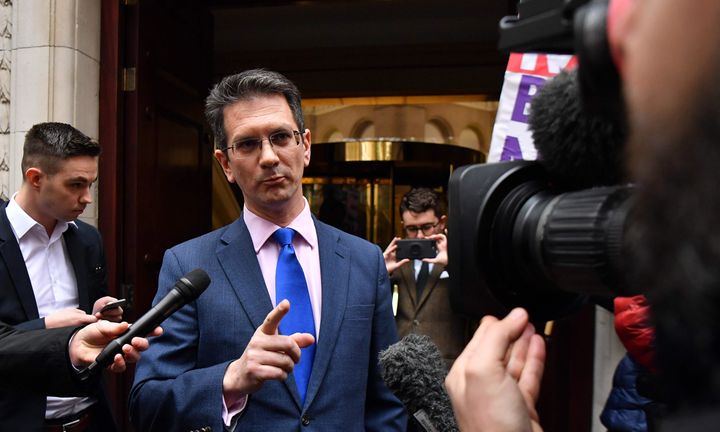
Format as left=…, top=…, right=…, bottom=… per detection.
left=213, top=149, right=236, bottom=184
left=302, top=128, right=311, bottom=167
left=608, top=0, right=638, bottom=78
left=438, top=214, right=448, bottom=229
left=25, top=168, right=43, bottom=189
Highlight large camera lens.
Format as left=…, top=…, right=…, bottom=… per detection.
left=448, top=160, right=634, bottom=321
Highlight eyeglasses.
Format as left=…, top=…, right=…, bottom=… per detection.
left=404, top=222, right=439, bottom=236
left=221, top=129, right=301, bottom=158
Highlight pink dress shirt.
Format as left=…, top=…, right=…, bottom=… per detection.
left=223, top=199, right=322, bottom=428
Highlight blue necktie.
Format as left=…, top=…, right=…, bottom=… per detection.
left=274, top=227, right=316, bottom=404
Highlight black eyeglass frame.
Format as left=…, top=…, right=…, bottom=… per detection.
left=403, top=222, right=440, bottom=236
left=220, top=129, right=302, bottom=154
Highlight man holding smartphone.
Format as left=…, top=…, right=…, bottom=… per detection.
left=383, top=188, right=475, bottom=369
left=0, top=123, right=123, bottom=432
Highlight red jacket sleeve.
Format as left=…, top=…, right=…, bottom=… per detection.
left=614, top=295, right=656, bottom=372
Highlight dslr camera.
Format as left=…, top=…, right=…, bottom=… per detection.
left=448, top=0, right=637, bottom=322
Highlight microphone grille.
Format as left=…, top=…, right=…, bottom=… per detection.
left=178, top=268, right=211, bottom=299
left=379, top=334, right=447, bottom=403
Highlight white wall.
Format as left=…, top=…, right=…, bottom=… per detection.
left=592, top=306, right=626, bottom=431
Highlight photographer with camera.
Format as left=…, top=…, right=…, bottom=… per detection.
left=384, top=188, right=474, bottom=369
left=446, top=0, right=720, bottom=430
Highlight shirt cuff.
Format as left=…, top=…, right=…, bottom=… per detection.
left=222, top=393, right=248, bottom=428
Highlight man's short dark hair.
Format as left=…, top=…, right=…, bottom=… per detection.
left=22, top=122, right=100, bottom=175
left=204, top=69, right=305, bottom=152
left=399, top=188, right=446, bottom=218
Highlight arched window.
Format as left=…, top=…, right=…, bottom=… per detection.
left=424, top=118, right=452, bottom=143
left=458, top=127, right=482, bottom=152
left=325, top=130, right=345, bottom=142
left=351, top=119, right=375, bottom=139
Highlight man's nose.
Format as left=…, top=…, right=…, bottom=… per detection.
left=80, top=187, right=93, bottom=203
left=258, top=140, right=280, bottom=166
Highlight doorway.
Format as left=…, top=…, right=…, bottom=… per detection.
left=100, top=1, right=593, bottom=431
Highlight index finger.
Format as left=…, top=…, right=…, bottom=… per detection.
left=259, top=299, right=290, bottom=335
left=483, top=308, right=530, bottom=363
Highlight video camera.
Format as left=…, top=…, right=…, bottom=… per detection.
left=448, top=0, right=637, bottom=322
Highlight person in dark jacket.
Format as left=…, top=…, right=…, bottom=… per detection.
left=0, top=319, right=159, bottom=393
left=601, top=354, right=653, bottom=432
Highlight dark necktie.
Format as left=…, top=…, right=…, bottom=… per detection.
left=274, top=228, right=316, bottom=404
left=416, top=261, right=429, bottom=300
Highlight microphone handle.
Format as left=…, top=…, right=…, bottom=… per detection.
left=80, top=289, right=185, bottom=378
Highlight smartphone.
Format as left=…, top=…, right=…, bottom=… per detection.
left=100, top=298, right=128, bottom=313
left=395, top=239, right=437, bottom=261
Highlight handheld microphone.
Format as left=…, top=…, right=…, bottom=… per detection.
left=81, top=268, right=210, bottom=378
left=528, top=68, right=627, bottom=189
left=379, top=334, right=458, bottom=432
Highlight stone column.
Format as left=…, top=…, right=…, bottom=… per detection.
left=4, top=0, right=100, bottom=225
left=0, top=1, right=12, bottom=201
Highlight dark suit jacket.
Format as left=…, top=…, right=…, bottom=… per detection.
left=0, top=202, right=117, bottom=432
left=0, top=323, right=97, bottom=395
left=392, top=261, right=475, bottom=368
left=130, top=216, right=406, bottom=431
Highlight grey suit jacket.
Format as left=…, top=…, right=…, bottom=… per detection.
left=130, top=215, right=406, bottom=431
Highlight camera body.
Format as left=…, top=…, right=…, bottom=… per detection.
left=444, top=0, right=636, bottom=321
left=498, top=0, right=587, bottom=54
left=448, top=161, right=634, bottom=321
left=446, top=0, right=636, bottom=321
left=500, top=0, right=622, bottom=116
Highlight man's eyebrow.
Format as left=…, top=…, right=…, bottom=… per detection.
left=231, top=124, right=295, bottom=141
left=65, top=176, right=97, bottom=183
left=231, top=135, right=258, bottom=142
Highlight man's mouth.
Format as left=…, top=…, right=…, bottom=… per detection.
left=262, top=175, right=284, bottom=185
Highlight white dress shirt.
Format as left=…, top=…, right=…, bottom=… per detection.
left=5, top=196, right=94, bottom=418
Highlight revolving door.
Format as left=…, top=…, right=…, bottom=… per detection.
left=303, top=139, right=483, bottom=247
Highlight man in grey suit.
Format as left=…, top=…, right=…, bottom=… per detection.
left=130, top=69, right=406, bottom=431
left=384, top=188, right=475, bottom=368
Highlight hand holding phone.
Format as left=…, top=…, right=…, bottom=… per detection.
left=395, top=239, right=437, bottom=261
left=100, top=298, right=128, bottom=313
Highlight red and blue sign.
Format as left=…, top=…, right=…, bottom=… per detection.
left=488, top=53, right=576, bottom=162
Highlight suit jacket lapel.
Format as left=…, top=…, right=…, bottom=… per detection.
left=416, top=263, right=444, bottom=309
left=303, top=219, right=349, bottom=408
left=63, top=225, right=90, bottom=311
left=0, top=205, right=39, bottom=319
left=399, top=262, right=418, bottom=306
left=216, top=217, right=274, bottom=330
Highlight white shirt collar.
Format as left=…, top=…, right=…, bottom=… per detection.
left=6, top=193, right=75, bottom=241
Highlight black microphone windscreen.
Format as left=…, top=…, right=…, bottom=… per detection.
left=178, top=268, right=211, bottom=299
left=379, top=334, right=458, bottom=432
left=528, top=68, right=627, bottom=189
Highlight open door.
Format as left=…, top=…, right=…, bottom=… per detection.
left=99, top=0, right=213, bottom=429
